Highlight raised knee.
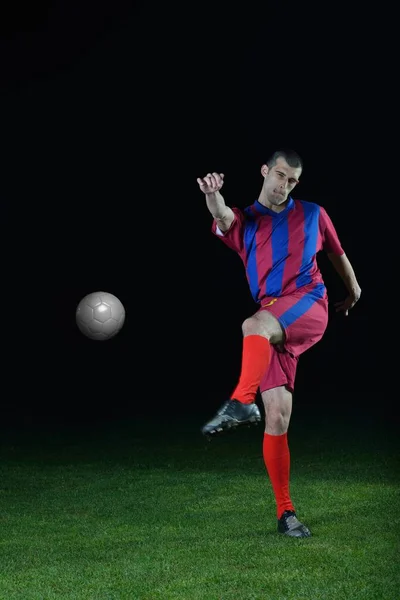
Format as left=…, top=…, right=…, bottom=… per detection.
left=242, top=316, right=270, bottom=338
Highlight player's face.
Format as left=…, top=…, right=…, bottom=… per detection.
left=262, top=158, right=301, bottom=207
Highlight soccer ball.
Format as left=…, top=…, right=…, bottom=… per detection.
left=75, top=291, right=126, bottom=341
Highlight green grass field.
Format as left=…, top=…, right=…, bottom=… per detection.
left=0, top=407, right=398, bottom=599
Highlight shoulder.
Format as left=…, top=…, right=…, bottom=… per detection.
left=293, top=198, right=328, bottom=217
left=293, top=198, right=321, bottom=211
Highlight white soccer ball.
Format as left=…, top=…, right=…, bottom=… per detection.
left=75, top=291, right=126, bottom=341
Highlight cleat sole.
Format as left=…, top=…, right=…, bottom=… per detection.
left=202, top=417, right=261, bottom=437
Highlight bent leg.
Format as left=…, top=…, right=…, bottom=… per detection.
left=201, top=311, right=291, bottom=436
left=230, top=309, right=285, bottom=404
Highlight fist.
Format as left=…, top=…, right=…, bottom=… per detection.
left=197, top=172, right=224, bottom=194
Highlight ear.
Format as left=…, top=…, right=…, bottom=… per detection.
left=261, top=164, right=269, bottom=178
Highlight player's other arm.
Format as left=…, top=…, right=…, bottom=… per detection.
left=327, top=252, right=362, bottom=315
left=319, top=206, right=361, bottom=316
left=196, top=172, right=234, bottom=232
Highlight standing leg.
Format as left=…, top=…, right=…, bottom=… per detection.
left=262, top=385, right=311, bottom=538
left=262, top=385, right=294, bottom=517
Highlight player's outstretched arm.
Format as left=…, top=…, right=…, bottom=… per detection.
left=327, top=252, right=362, bottom=316
left=197, top=172, right=234, bottom=232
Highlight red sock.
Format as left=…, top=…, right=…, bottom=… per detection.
left=263, top=432, right=295, bottom=519
left=230, top=335, right=271, bottom=404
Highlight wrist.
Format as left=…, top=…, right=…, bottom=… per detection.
left=348, top=284, right=361, bottom=297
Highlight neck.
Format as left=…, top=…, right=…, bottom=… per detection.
left=257, top=189, right=289, bottom=214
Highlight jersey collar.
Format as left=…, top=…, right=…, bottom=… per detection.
left=253, top=196, right=294, bottom=216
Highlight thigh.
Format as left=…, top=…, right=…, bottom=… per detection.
left=261, top=385, right=293, bottom=434
left=260, top=344, right=298, bottom=394
left=259, top=286, right=328, bottom=356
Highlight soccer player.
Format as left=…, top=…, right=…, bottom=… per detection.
left=197, top=149, right=361, bottom=538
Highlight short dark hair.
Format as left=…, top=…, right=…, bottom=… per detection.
left=266, top=148, right=303, bottom=171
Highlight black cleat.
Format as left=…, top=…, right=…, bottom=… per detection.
left=201, top=399, right=261, bottom=437
left=277, top=510, right=311, bottom=538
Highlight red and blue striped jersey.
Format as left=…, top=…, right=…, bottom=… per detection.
left=211, top=197, right=344, bottom=303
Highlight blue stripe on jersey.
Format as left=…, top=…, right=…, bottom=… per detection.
left=265, top=213, right=289, bottom=297
left=279, top=283, right=326, bottom=327
left=244, top=208, right=260, bottom=302
left=296, top=201, right=320, bottom=288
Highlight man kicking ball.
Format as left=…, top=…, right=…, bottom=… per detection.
left=197, top=149, right=361, bottom=537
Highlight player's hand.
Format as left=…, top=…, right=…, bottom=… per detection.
left=334, top=287, right=361, bottom=316
left=197, top=172, right=224, bottom=194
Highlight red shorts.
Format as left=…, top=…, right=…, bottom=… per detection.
left=258, top=283, right=329, bottom=394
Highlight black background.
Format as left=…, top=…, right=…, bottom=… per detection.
left=1, top=2, right=394, bottom=427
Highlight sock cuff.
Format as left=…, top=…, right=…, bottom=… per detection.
left=263, top=432, right=289, bottom=456
left=264, top=432, right=287, bottom=438
left=244, top=334, right=271, bottom=348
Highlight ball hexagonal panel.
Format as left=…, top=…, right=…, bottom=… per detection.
left=76, top=291, right=126, bottom=341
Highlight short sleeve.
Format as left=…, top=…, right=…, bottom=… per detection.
left=319, top=206, right=344, bottom=255
left=211, top=207, right=246, bottom=255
